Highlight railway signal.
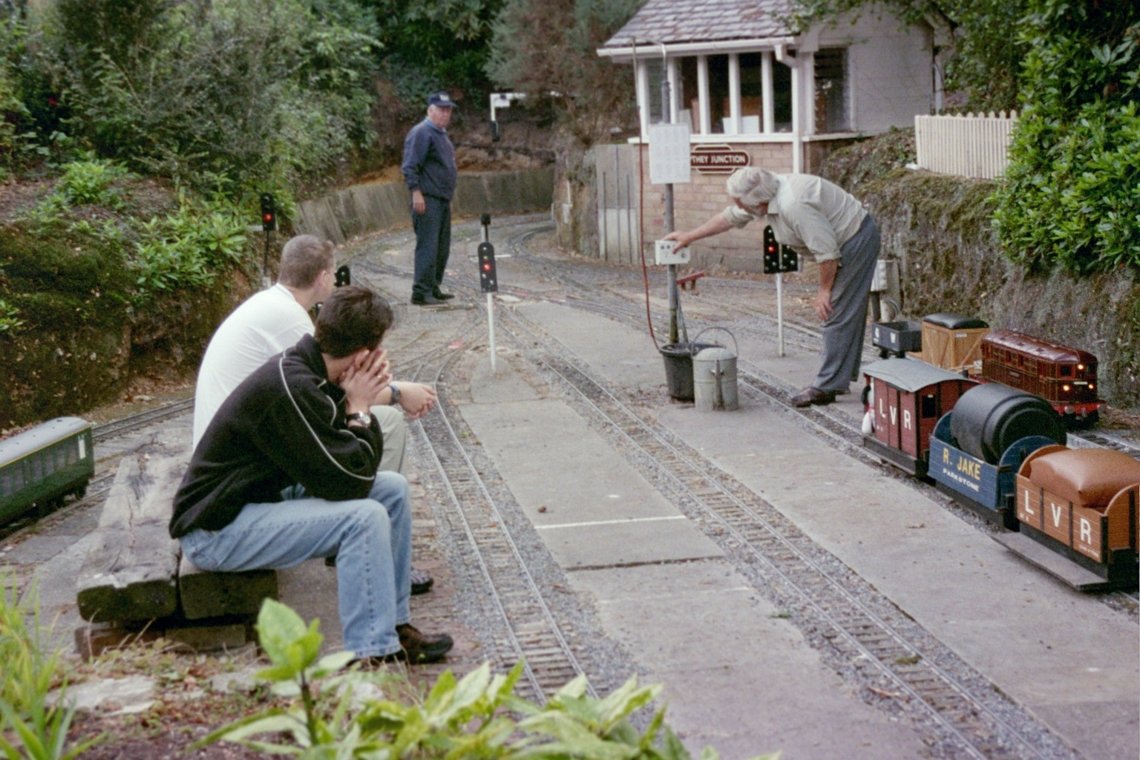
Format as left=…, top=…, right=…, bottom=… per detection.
left=479, top=214, right=498, bottom=372
left=260, top=193, right=277, bottom=232
left=259, top=192, right=277, bottom=289
left=762, top=225, right=797, bottom=274
left=762, top=225, right=798, bottom=357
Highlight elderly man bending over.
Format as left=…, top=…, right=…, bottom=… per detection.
left=667, top=167, right=880, bottom=407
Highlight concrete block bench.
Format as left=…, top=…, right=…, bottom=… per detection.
left=75, top=427, right=277, bottom=656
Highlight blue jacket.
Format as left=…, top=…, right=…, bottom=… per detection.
left=401, top=118, right=457, bottom=201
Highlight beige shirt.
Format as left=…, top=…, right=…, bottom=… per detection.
left=722, top=174, right=867, bottom=263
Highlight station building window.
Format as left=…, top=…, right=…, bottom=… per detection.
left=739, top=52, right=763, bottom=132
left=680, top=57, right=698, bottom=130
left=773, top=61, right=792, bottom=132
left=814, top=48, right=849, bottom=132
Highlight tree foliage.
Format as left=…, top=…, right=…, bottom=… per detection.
left=364, top=0, right=501, bottom=108
left=36, top=0, right=381, bottom=201
left=486, top=0, right=640, bottom=147
left=992, top=0, right=1140, bottom=273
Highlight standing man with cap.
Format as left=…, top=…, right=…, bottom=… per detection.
left=402, top=91, right=459, bottom=306
left=666, top=168, right=880, bottom=408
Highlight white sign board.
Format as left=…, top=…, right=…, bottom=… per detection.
left=648, top=123, right=692, bottom=185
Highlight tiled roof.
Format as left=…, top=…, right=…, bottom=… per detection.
left=601, top=0, right=798, bottom=48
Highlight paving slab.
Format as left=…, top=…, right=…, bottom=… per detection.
left=572, top=560, right=930, bottom=760
left=460, top=387, right=724, bottom=569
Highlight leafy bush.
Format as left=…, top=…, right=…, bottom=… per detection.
left=992, top=1, right=1140, bottom=273
left=201, top=599, right=777, bottom=759
left=130, top=196, right=249, bottom=301
left=51, top=155, right=129, bottom=207
left=43, top=0, right=380, bottom=199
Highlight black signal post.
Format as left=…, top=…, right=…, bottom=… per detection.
left=479, top=213, right=498, bottom=372
left=259, top=193, right=276, bottom=288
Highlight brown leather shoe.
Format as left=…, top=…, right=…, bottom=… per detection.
left=354, top=650, right=406, bottom=669
left=397, top=623, right=454, bottom=664
left=791, top=387, right=837, bottom=408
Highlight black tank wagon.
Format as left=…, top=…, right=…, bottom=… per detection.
left=0, top=416, right=94, bottom=526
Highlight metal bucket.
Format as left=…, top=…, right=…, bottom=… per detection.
left=660, top=341, right=720, bottom=401
left=693, top=328, right=739, bottom=412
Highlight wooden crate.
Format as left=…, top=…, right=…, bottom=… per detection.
left=921, top=313, right=989, bottom=372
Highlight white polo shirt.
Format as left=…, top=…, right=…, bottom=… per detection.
left=191, top=284, right=314, bottom=447
left=722, top=173, right=867, bottom=263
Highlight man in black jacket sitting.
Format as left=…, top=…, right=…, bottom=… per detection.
left=170, top=285, right=452, bottom=665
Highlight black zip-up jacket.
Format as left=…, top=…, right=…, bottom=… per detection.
left=170, top=334, right=383, bottom=538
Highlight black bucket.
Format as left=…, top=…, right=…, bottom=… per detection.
left=660, top=342, right=720, bottom=401
left=950, top=383, right=1066, bottom=464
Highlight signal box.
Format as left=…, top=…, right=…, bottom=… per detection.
left=762, top=225, right=798, bottom=273
left=260, top=193, right=277, bottom=232
left=477, top=241, right=498, bottom=293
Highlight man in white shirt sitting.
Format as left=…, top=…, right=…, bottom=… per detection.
left=192, top=234, right=439, bottom=593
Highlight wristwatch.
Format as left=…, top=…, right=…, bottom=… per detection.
left=388, top=383, right=402, bottom=406
left=346, top=411, right=372, bottom=427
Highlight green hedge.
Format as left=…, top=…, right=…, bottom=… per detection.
left=992, top=1, right=1139, bottom=273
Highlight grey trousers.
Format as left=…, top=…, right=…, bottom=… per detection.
left=812, top=214, right=880, bottom=392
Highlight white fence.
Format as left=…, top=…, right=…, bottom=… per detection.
left=915, top=112, right=1018, bottom=180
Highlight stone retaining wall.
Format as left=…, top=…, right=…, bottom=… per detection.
left=295, top=168, right=555, bottom=244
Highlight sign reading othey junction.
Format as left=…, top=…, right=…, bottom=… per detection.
left=691, top=145, right=751, bottom=174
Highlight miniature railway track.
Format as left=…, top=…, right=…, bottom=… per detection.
left=400, top=319, right=598, bottom=705
left=92, top=398, right=194, bottom=444
left=496, top=306, right=1079, bottom=760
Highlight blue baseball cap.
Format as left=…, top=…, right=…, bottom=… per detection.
left=428, top=91, right=457, bottom=108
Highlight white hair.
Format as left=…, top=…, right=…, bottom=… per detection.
left=726, top=168, right=779, bottom=207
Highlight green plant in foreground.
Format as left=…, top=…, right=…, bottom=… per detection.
left=0, top=574, right=103, bottom=759
left=200, top=598, right=778, bottom=759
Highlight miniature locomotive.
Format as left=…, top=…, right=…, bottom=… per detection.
left=979, top=329, right=1101, bottom=424
left=0, top=417, right=94, bottom=527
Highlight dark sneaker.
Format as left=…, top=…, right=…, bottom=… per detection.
left=397, top=623, right=453, bottom=664
left=432, top=289, right=455, bottom=300
left=410, top=566, right=434, bottom=595
left=791, top=387, right=837, bottom=408
left=411, top=293, right=445, bottom=306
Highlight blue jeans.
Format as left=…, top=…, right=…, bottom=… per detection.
left=411, top=194, right=452, bottom=298
left=179, top=472, right=411, bottom=658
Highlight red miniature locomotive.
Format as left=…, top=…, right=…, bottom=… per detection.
left=980, top=329, right=1101, bottom=424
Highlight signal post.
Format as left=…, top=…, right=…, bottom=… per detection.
left=477, top=213, right=499, bottom=372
